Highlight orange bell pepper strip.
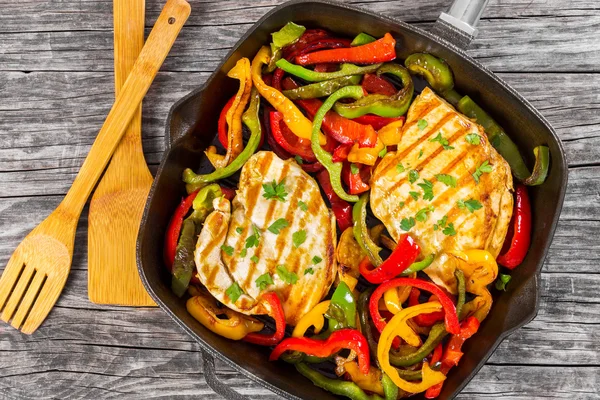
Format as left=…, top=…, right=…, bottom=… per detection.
left=296, top=33, right=396, bottom=66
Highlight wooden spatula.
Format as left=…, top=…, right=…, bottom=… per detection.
left=87, top=0, right=155, bottom=306
left=0, top=0, right=191, bottom=334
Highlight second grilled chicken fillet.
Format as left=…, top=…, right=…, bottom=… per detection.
left=370, top=88, right=513, bottom=293
left=195, top=151, right=337, bottom=325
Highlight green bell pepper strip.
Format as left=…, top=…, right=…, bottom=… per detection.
left=404, top=53, right=454, bottom=92
left=282, top=75, right=361, bottom=100
left=351, top=32, right=376, bottom=46
left=280, top=351, right=330, bottom=364
left=455, top=269, right=466, bottom=319
left=183, top=88, right=262, bottom=193
left=188, top=183, right=223, bottom=224
left=352, top=192, right=384, bottom=266
left=400, top=254, right=435, bottom=276
left=295, top=363, right=384, bottom=400
left=266, top=22, right=306, bottom=73
left=334, top=63, right=414, bottom=118
left=311, top=86, right=362, bottom=202
left=275, top=58, right=381, bottom=82
left=457, top=95, right=550, bottom=185
left=358, top=289, right=379, bottom=363
left=325, top=281, right=357, bottom=332
left=381, top=374, right=399, bottom=400
left=440, top=88, right=462, bottom=108
left=171, top=219, right=196, bottom=297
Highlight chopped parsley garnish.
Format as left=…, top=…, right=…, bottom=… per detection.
left=442, top=222, right=457, bottom=236
left=429, top=132, right=454, bottom=150
left=396, top=163, right=406, bottom=173
left=304, top=268, right=315, bottom=275
left=276, top=265, right=298, bottom=284
left=417, top=119, right=428, bottom=130
left=415, top=205, right=435, bottom=223
left=245, top=224, right=261, bottom=248
left=495, top=273, right=511, bottom=291
left=292, top=230, right=307, bottom=248
left=436, top=174, right=457, bottom=188
left=226, top=282, right=243, bottom=303
left=408, top=169, right=419, bottom=183
left=240, top=248, right=247, bottom=257
left=472, top=160, right=492, bottom=184
left=400, top=217, right=416, bottom=231
left=409, top=191, right=420, bottom=201
left=399, top=201, right=405, bottom=209
left=235, top=227, right=243, bottom=234
left=418, top=179, right=434, bottom=201
left=268, top=218, right=289, bottom=234
left=250, top=255, right=259, bottom=263
left=312, top=256, right=323, bottom=265
left=298, top=200, right=308, bottom=211
left=350, top=163, right=359, bottom=175
left=465, top=133, right=481, bottom=145
left=220, top=245, right=234, bottom=256
left=433, top=215, right=448, bottom=231
left=255, top=273, right=273, bottom=291
left=418, top=149, right=424, bottom=159
left=262, top=179, right=288, bottom=202
left=457, top=199, right=483, bottom=213
left=294, top=155, right=304, bottom=165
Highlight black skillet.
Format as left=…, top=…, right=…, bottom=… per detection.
left=136, top=0, right=568, bottom=398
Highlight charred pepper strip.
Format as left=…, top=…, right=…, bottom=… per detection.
left=295, top=363, right=384, bottom=400
left=359, top=234, right=421, bottom=284
left=497, top=184, right=532, bottom=268
left=312, top=86, right=364, bottom=202
left=334, top=63, right=414, bottom=118
left=457, top=95, right=550, bottom=185
left=276, top=59, right=381, bottom=82
left=243, top=292, right=286, bottom=346
left=183, top=89, right=262, bottom=192
left=404, top=53, right=454, bottom=92
left=271, top=328, right=371, bottom=374
left=296, top=33, right=396, bottom=66
left=353, top=192, right=384, bottom=266
left=282, top=75, right=361, bottom=100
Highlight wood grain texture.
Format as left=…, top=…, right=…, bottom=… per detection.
left=0, top=0, right=599, bottom=397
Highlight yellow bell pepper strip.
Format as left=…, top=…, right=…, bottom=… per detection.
left=186, top=292, right=264, bottom=340
left=378, top=119, right=404, bottom=146
left=292, top=300, right=331, bottom=337
left=347, top=136, right=386, bottom=166
left=311, top=86, right=365, bottom=202
left=344, top=361, right=385, bottom=396
left=336, top=228, right=364, bottom=292
left=251, top=46, right=326, bottom=145
left=205, top=58, right=252, bottom=169
left=378, top=303, right=447, bottom=392
left=383, top=274, right=415, bottom=315
left=451, top=250, right=497, bottom=322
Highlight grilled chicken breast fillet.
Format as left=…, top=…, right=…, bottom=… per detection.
left=195, top=151, right=337, bottom=325
left=370, top=88, right=513, bottom=293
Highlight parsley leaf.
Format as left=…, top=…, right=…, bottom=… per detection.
left=350, top=163, right=359, bottom=175
left=250, top=255, right=259, bottom=263
left=418, top=149, right=424, bottom=159
left=245, top=224, right=261, bottom=249
left=298, top=200, right=308, bottom=211
left=495, top=273, right=511, bottom=291
left=225, top=282, right=243, bottom=303
left=294, top=155, right=304, bottom=165
left=436, top=174, right=457, bottom=188
left=262, top=179, right=288, bottom=202
left=465, top=133, right=481, bottom=145
left=240, top=248, right=247, bottom=257
left=292, top=230, right=307, bottom=248
left=433, top=215, right=448, bottom=231
left=415, top=205, right=435, bottom=223
left=276, top=265, right=298, bottom=284
left=255, top=273, right=273, bottom=291
left=304, top=268, right=315, bottom=275
left=417, top=119, right=428, bottom=130
left=312, top=256, right=323, bottom=265
left=472, top=160, right=492, bottom=184
left=220, top=245, right=234, bottom=256
left=268, top=218, right=289, bottom=234
left=408, top=169, right=419, bottom=183
left=418, top=179, right=435, bottom=201
left=396, top=163, right=405, bottom=173
left=400, top=217, right=416, bottom=231
left=458, top=198, right=483, bottom=213
left=409, top=191, right=420, bottom=201
left=378, top=146, right=388, bottom=158
left=235, top=227, right=243, bottom=234
left=399, top=201, right=405, bottom=209
left=429, top=132, right=454, bottom=150
left=442, top=222, right=457, bottom=236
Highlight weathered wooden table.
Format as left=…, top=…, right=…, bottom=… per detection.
left=1, top=0, right=599, bottom=398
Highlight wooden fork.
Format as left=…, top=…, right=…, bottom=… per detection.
left=0, top=0, right=191, bottom=334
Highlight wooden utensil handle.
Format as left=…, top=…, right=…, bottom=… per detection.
left=60, top=0, right=191, bottom=216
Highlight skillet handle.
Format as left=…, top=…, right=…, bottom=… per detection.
left=432, top=0, right=490, bottom=50
left=201, top=349, right=252, bottom=400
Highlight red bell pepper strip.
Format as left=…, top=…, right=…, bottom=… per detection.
left=408, top=288, right=445, bottom=327
left=272, top=68, right=285, bottom=91
left=282, top=77, right=377, bottom=148
left=294, top=38, right=352, bottom=58
left=342, top=162, right=371, bottom=195
left=296, top=33, right=396, bottom=66
left=164, top=190, right=199, bottom=269
left=359, top=234, right=420, bottom=284
left=497, top=184, right=532, bottom=269
left=332, top=143, right=353, bottom=163
left=283, top=29, right=331, bottom=60
left=351, top=114, right=404, bottom=131
left=424, top=317, right=480, bottom=399
left=219, top=185, right=236, bottom=201
left=314, top=63, right=336, bottom=73
left=217, top=95, right=236, bottom=149
left=316, top=169, right=353, bottom=231
left=270, top=328, right=371, bottom=374
left=369, top=278, right=460, bottom=337
left=270, top=111, right=317, bottom=162
left=300, top=161, right=324, bottom=173
left=430, top=342, right=443, bottom=365
left=362, top=73, right=397, bottom=96
left=243, top=292, right=286, bottom=346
